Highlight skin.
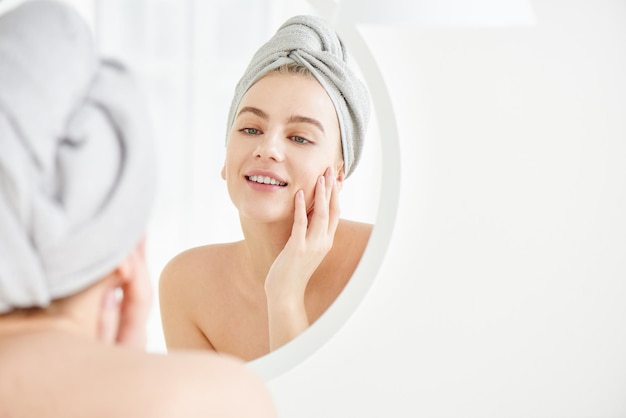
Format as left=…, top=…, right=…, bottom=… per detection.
left=0, top=241, right=276, bottom=418
left=160, top=71, right=372, bottom=361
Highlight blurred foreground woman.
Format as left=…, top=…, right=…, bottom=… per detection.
left=0, top=2, right=275, bottom=417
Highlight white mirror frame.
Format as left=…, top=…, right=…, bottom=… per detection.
left=248, top=14, right=402, bottom=380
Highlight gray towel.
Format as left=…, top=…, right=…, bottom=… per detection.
left=0, top=1, right=156, bottom=313
left=225, top=15, right=370, bottom=178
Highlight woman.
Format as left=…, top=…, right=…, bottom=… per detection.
left=0, top=2, right=275, bottom=417
left=160, top=15, right=372, bottom=361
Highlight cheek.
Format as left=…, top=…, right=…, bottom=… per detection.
left=223, top=143, right=245, bottom=178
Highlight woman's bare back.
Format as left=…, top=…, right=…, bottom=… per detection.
left=0, top=330, right=274, bottom=418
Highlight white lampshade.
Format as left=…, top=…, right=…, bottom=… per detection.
left=334, top=0, right=536, bottom=26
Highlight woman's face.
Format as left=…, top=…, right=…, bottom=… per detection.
left=223, top=71, right=343, bottom=224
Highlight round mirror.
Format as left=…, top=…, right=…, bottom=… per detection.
left=248, top=23, right=401, bottom=379
left=91, top=0, right=398, bottom=379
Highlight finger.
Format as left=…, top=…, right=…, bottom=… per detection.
left=324, top=166, right=334, bottom=202
left=116, top=250, right=151, bottom=348
left=291, top=189, right=308, bottom=241
left=308, top=174, right=329, bottom=235
left=328, top=173, right=341, bottom=235
left=97, top=287, right=120, bottom=344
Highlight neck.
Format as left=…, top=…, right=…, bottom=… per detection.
left=239, top=216, right=294, bottom=284
left=0, top=276, right=113, bottom=341
left=0, top=307, right=91, bottom=340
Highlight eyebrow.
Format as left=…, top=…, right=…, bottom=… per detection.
left=237, top=106, right=325, bottom=133
left=237, top=106, right=268, bottom=120
left=287, top=115, right=325, bottom=133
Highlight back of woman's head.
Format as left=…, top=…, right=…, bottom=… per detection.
left=0, top=1, right=156, bottom=313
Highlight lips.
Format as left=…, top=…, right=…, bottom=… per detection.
left=246, top=174, right=287, bottom=187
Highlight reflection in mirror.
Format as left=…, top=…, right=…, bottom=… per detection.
left=158, top=14, right=376, bottom=362
left=94, top=0, right=381, bottom=360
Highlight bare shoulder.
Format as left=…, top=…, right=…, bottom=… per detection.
left=136, top=348, right=276, bottom=417
left=159, top=241, right=241, bottom=301
left=160, top=242, right=240, bottom=283
left=0, top=332, right=275, bottom=418
left=323, top=219, right=372, bottom=278
left=159, top=242, right=243, bottom=350
left=338, top=218, right=373, bottom=235
left=328, top=219, right=373, bottom=271
left=335, top=219, right=373, bottom=252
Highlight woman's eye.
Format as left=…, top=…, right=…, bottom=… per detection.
left=242, top=128, right=261, bottom=135
left=290, top=136, right=310, bottom=144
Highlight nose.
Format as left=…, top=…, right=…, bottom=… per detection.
left=254, top=130, right=284, bottom=162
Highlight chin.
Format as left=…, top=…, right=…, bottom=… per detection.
left=240, top=204, right=293, bottom=224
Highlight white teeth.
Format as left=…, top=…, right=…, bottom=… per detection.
left=248, top=175, right=286, bottom=186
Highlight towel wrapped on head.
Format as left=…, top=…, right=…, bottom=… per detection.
left=0, top=1, right=156, bottom=313
left=225, top=15, right=370, bottom=178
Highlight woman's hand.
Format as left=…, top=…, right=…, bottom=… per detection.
left=97, top=239, right=152, bottom=349
left=115, top=240, right=152, bottom=349
left=264, top=167, right=340, bottom=350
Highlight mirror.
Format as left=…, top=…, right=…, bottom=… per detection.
left=248, top=9, right=401, bottom=379
left=89, top=0, right=389, bottom=372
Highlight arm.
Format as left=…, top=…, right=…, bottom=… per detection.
left=264, top=167, right=340, bottom=350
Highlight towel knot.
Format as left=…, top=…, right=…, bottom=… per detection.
left=226, top=15, right=369, bottom=178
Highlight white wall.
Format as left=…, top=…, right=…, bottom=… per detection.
left=265, top=1, right=626, bottom=417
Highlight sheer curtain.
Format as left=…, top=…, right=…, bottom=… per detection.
left=2, top=0, right=380, bottom=352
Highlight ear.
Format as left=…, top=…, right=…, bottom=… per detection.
left=221, top=164, right=226, bottom=180
left=335, top=163, right=345, bottom=192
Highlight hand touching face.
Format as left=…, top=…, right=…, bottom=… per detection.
left=263, top=166, right=341, bottom=350
left=97, top=239, right=151, bottom=349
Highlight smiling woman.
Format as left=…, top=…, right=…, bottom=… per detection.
left=158, top=15, right=373, bottom=362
